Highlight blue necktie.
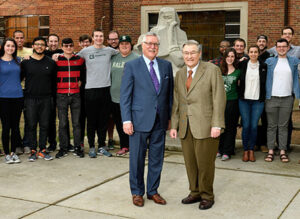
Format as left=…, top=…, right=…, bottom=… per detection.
left=149, top=61, right=160, bottom=93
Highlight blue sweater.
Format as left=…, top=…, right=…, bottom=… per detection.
left=0, top=59, right=23, bottom=98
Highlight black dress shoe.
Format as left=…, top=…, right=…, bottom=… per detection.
left=199, top=199, right=214, bottom=210
left=181, top=195, right=201, bottom=204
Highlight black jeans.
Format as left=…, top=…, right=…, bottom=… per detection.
left=25, top=97, right=52, bottom=151
left=57, top=93, right=81, bottom=150
left=219, top=99, right=239, bottom=156
left=111, top=101, right=129, bottom=149
left=0, top=98, right=23, bottom=154
left=85, top=87, right=110, bottom=148
left=80, top=89, right=86, bottom=144
left=256, top=108, right=267, bottom=147
left=47, top=97, right=57, bottom=147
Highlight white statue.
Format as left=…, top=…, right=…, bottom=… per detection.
left=134, top=7, right=188, bottom=73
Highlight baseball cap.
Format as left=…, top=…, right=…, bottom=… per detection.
left=119, top=35, right=132, bottom=43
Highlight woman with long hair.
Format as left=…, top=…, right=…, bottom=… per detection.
left=0, top=38, right=23, bottom=164
left=217, top=48, right=240, bottom=161
left=238, top=45, right=267, bottom=162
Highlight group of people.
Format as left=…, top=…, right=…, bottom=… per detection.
left=0, top=25, right=299, bottom=211
left=0, top=29, right=136, bottom=164
left=211, top=26, right=300, bottom=164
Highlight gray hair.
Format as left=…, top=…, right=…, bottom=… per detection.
left=142, top=32, right=160, bottom=43
left=182, top=40, right=202, bottom=52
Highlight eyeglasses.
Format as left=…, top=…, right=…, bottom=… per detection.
left=63, top=44, right=74, bottom=48
left=183, top=51, right=199, bottom=56
left=34, top=43, right=46, bottom=47
left=108, top=38, right=119, bottom=41
left=143, top=42, right=160, bottom=47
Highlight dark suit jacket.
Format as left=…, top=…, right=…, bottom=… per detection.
left=120, top=56, right=174, bottom=132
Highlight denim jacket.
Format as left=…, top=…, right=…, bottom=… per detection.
left=265, top=55, right=300, bottom=99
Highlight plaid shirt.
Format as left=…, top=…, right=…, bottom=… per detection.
left=209, top=56, right=223, bottom=67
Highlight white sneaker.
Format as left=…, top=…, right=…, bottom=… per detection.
left=11, top=153, right=21, bottom=163
left=5, top=155, right=14, bottom=164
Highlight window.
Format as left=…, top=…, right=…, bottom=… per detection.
left=148, top=10, right=241, bottom=60
left=0, top=15, right=49, bottom=46
left=0, top=17, right=5, bottom=43
left=225, top=11, right=240, bottom=44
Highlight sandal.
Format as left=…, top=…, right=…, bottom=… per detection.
left=265, top=153, right=274, bottom=162
left=280, top=154, right=289, bottom=163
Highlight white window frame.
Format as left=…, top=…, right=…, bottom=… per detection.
left=141, top=1, right=248, bottom=43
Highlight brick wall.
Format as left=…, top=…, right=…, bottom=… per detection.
left=1, top=0, right=299, bottom=50
left=0, top=0, right=96, bottom=51
left=112, top=0, right=142, bottom=44
left=111, top=0, right=300, bottom=48
left=289, top=0, right=300, bottom=45
left=50, top=0, right=95, bottom=50
left=247, top=0, right=285, bottom=48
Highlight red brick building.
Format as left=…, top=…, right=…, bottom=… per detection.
left=0, top=0, right=299, bottom=59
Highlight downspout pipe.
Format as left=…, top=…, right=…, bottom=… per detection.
left=109, top=0, right=113, bottom=30
left=284, top=0, right=288, bottom=26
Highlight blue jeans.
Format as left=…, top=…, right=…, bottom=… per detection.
left=239, top=99, right=264, bottom=151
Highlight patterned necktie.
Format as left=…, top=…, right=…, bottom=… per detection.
left=149, top=61, right=160, bottom=93
left=186, top=70, right=193, bottom=91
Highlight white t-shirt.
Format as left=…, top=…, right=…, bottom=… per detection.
left=272, top=58, right=293, bottom=97
left=244, top=61, right=260, bottom=100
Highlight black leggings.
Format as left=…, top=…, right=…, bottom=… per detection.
left=0, top=98, right=23, bottom=154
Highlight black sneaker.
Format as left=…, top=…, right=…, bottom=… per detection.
left=47, top=144, right=57, bottom=152
left=28, top=150, right=37, bottom=162
left=108, top=139, right=115, bottom=150
left=55, top=149, right=68, bottom=159
left=67, top=144, right=75, bottom=152
left=74, top=147, right=84, bottom=158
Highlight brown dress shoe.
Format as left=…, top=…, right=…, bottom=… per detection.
left=181, top=194, right=202, bottom=204
left=147, top=193, right=166, bottom=205
left=242, top=151, right=249, bottom=162
left=132, top=195, right=144, bottom=207
left=199, top=199, right=214, bottom=210
left=249, top=150, right=256, bottom=162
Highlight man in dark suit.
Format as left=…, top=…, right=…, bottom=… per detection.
left=120, top=32, right=173, bottom=207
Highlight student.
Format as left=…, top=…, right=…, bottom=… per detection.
left=238, top=45, right=267, bottom=162
left=55, top=38, right=85, bottom=158
left=77, top=28, right=118, bottom=158
left=217, top=48, right=240, bottom=161
left=21, top=37, right=57, bottom=162
left=0, top=38, right=23, bottom=164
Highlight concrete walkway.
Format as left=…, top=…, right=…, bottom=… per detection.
left=0, top=140, right=299, bottom=219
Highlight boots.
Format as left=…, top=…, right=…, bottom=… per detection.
left=242, top=151, right=249, bottom=162
left=249, top=150, right=256, bottom=162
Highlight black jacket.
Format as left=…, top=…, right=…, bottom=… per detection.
left=238, top=59, right=267, bottom=102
